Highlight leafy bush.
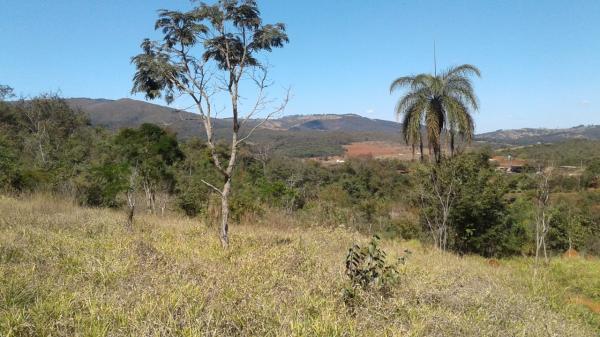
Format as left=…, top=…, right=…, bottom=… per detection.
left=413, top=153, right=526, bottom=256
left=80, top=163, right=130, bottom=207
left=343, top=236, right=409, bottom=306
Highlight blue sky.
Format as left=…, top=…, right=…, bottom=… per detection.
left=2, top=0, right=600, bottom=132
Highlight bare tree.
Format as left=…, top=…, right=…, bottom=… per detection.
left=126, top=167, right=138, bottom=231
left=132, top=1, right=289, bottom=248
left=415, top=162, right=459, bottom=251
left=141, top=178, right=157, bottom=214
left=534, top=166, right=553, bottom=264
left=254, top=142, right=273, bottom=174
left=21, top=101, right=50, bottom=165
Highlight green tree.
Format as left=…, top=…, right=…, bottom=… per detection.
left=132, top=0, right=289, bottom=247
left=448, top=154, right=525, bottom=256
left=114, top=124, right=184, bottom=227
left=0, top=135, right=19, bottom=191
left=0, top=84, right=14, bottom=101
left=413, top=153, right=522, bottom=255
left=390, top=65, right=481, bottom=162
left=0, top=94, right=94, bottom=194
left=583, top=158, right=600, bottom=188
left=11, top=95, right=89, bottom=169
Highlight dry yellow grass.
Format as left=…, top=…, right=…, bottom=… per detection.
left=0, top=195, right=598, bottom=336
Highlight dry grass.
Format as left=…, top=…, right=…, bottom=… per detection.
left=0, top=195, right=598, bottom=336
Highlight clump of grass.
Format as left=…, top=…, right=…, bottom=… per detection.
left=0, top=195, right=598, bottom=336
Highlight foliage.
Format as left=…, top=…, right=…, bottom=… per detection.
left=0, top=95, right=94, bottom=193
left=546, top=196, right=600, bottom=254
left=0, top=136, right=19, bottom=191
left=0, top=84, right=13, bottom=101
left=344, top=236, right=407, bottom=292
left=449, top=155, right=526, bottom=257
left=1, top=196, right=597, bottom=336
left=413, top=153, right=525, bottom=256
left=114, top=124, right=183, bottom=183
left=82, top=163, right=131, bottom=207
left=582, top=158, right=600, bottom=188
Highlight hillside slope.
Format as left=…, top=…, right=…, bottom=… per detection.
left=1, top=196, right=598, bottom=336
left=67, top=98, right=402, bottom=135
left=66, top=98, right=405, bottom=157
left=477, top=125, right=600, bottom=145
left=66, top=97, right=600, bottom=155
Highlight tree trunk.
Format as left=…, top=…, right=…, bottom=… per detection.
left=419, top=137, right=424, bottom=162
left=126, top=203, right=135, bottom=231
left=142, top=180, right=157, bottom=214
left=433, top=142, right=441, bottom=164
left=126, top=189, right=135, bottom=231
left=450, top=132, right=455, bottom=157
left=220, top=178, right=232, bottom=248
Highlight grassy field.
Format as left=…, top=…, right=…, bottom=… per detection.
left=0, top=195, right=598, bottom=336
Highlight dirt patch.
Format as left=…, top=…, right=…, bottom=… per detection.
left=563, top=248, right=579, bottom=258
left=487, top=259, right=501, bottom=268
left=569, top=295, right=600, bottom=314
left=343, top=141, right=415, bottom=160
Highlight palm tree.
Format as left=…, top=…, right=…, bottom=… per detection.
left=390, top=64, right=480, bottom=163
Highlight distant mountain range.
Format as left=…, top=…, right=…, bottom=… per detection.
left=66, top=97, right=402, bottom=138
left=66, top=98, right=600, bottom=151
left=65, top=98, right=405, bottom=157
left=476, top=125, right=600, bottom=146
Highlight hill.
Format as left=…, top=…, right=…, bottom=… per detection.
left=67, top=98, right=401, bottom=135
left=67, top=98, right=600, bottom=157
left=476, top=125, right=600, bottom=146
left=495, top=139, right=600, bottom=166
left=1, top=195, right=598, bottom=336
left=66, top=98, right=404, bottom=157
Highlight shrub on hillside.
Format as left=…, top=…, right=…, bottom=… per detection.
left=413, top=153, right=526, bottom=257
left=343, top=236, right=410, bottom=307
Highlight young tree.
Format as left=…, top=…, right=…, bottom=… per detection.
left=414, top=161, right=459, bottom=251
left=534, top=167, right=553, bottom=264
left=132, top=0, right=289, bottom=247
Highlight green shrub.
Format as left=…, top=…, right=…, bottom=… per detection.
left=343, top=236, right=410, bottom=307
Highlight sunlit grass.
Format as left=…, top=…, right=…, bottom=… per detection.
left=0, top=195, right=597, bottom=336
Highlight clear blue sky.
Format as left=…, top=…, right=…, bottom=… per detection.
left=2, top=0, right=600, bottom=132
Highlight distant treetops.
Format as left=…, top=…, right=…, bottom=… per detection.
left=390, top=64, right=481, bottom=163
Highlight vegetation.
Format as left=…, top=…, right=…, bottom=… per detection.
left=0, top=196, right=598, bottom=336
left=413, top=153, right=525, bottom=256
left=1, top=93, right=598, bottom=257
left=343, top=236, right=409, bottom=308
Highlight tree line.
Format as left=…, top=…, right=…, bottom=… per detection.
left=0, top=91, right=598, bottom=257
